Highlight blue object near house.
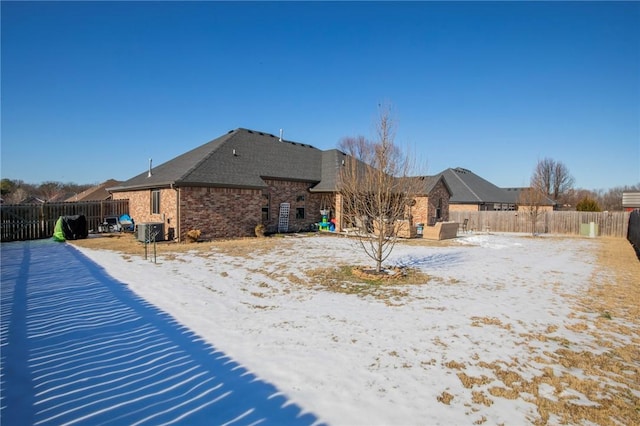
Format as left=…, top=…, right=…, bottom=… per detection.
left=1, top=240, right=323, bottom=426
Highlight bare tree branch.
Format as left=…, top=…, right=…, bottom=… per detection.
left=338, top=106, right=423, bottom=273
left=531, top=157, right=574, bottom=203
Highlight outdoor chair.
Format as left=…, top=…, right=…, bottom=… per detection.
left=460, top=218, right=469, bottom=233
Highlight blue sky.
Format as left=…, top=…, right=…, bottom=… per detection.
left=2, top=1, right=639, bottom=190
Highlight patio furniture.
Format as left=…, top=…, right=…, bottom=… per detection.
left=422, top=221, right=459, bottom=240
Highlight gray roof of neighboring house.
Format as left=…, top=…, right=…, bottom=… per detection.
left=110, top=128, right=325, bottom=192
left=437, top=167, right=514, bottom=205
left=502, top=187, right=556, bottom=206
left=66, top=179, right=121, bottom=201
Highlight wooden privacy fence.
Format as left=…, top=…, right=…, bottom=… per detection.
left=1, top=200, right=129, bottom=242
left=449, top=210, right=630, bottom=238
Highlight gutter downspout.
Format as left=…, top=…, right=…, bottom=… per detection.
left=171, top=183, right=180, bottom=242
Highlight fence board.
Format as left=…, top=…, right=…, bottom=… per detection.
left=1, top=200, right=129, bottom=242
left=449, top=210, right=630, bottom=238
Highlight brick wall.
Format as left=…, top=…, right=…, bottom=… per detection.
left=409, top=180, right=452, bottom=226
left=113, top=188, right=178, bottom=240
left=114, top=181, right=336, bottom=240
left=179, top=186, right=262, bottom=239
left=426, top=180, right=451, bottom=222
left=262, top=179, right=324, bottom=233
left=450, top=203, right=480, bottom=213
left=411, top=196, right=430, bottom=226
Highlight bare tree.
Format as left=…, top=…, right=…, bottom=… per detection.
left=531, top=158, right=574, bottom=203
left=517, top=186, right=547, bottom=236
left=38, top=181, right=65, bottom=201
left=552, top=161, right=575, bottom=201
left=532, top=158, right=554, bottom=197
left=599, top=184, right=640, bottom=211
left=338, top=106, right=423, bottom=273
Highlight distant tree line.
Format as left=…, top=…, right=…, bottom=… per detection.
left=527, top=157, right=639, bottom=212
left=562, top=185, right=640, bottom=212
left=2, top=167, right=638, bottom=211
left=0, top=179, right=94, bottom=204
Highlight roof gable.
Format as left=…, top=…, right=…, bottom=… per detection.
left=112, top=128, right=323, bottom=191
left=66, top=179, right=121, bottom=201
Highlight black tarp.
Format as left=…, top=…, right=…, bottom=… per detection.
left=54, top=215, right=88, bottom=241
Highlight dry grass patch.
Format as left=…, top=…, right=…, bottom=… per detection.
left=457, top=372, right=493, bottom=389
left=210, top=237, right=295, bottom=258
left=69, top=233, right=213, bottom=256
left=437, top=391, right=454, bottom=405
left=69, top=233, right=298, bottom=260
left=302, top=264, right=430, bottom=301
left=467, top=238, right=640, bottom=425
left=470, top=316, right=511, bottom=330
left=471, top=390, right=493, bottom=406
left=445, top=360, right=466, bottom=370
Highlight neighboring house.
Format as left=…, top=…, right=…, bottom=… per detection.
left=502, top=187, right=556, bottom=212
left=65, top=179, right=121, bottom=202
left=109, top=128, right=451, bottom=241
left=437, top=167, right=517, bottom=212
left=19, top=196, right=47, bottom=204
left=404, top=175, right=452, bottom=227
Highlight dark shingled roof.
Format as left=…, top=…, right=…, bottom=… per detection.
left=502, top=187, right=557, bottom=206
left=309, top=150, right=347, bottom=192
left=65, top=179, right=121, bottom=201
left=437, top=167, right=514, bottom=204
left=417, top=175, right=451, bottom=195
left=110, top=128, right=325, bottom=191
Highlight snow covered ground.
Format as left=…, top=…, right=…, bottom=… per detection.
left=74, top=233, right=620, bottom=425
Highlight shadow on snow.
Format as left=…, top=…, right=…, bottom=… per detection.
left=1, top=240, right=322, bottom=426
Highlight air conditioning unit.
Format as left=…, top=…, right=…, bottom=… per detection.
left=136, top=222, right=164, bottom=242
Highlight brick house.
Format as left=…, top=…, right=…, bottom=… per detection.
left=109, top=128, right=451, bottom=241
left=435, top=167, right=552, bottom=212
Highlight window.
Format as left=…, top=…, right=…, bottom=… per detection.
left=296, top=193, right=306, bottom=219
left=262, top=193, right=270, bottom=222
left=151, top=190, right=160, bottom=214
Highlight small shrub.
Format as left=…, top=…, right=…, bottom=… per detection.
left=255, top=224, right=266, bottom=238
left=185, top=229, right=201, bottom=243
left=576, top=197, right=601, bottom=212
